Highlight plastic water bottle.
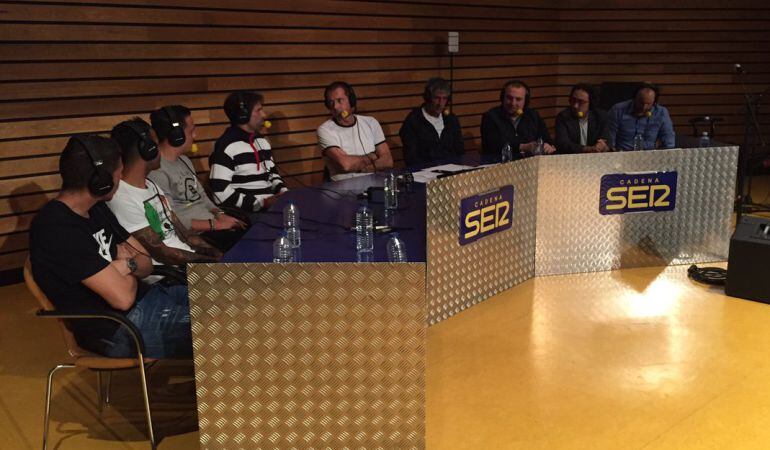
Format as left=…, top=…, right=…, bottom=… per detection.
left=632, top=133, right=644, bottom=151
left=533, top=138, right=544, bottom=156
left=386, top=233, right=408, bottom=263
left=356, top=250, right=373, bottom=263
left=699, top=131, right=711, bottom=147
left=283, top=202, right=300, bottom=248
left=272, top=233, right=293, bottom=263
left=355, top=206, right=374, bottom=252
left=501, top=142, right=513, bottom=162
left=384, top=173, right=398, bottom=209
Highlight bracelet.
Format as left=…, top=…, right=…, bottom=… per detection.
left=209, top=218, right=215, bottom=231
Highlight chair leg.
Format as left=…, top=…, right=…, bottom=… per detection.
left=44, top=364, right=76, bottom=450
left=137, top=359, right=156, bottom=449
left=104, top=371, right=112, bottom=406
left=96, top=371, right=103, bottom=413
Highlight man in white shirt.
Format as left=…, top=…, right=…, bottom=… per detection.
left=317, top=81, right=393, bottom=181
left=107, top=118, right=221, bottom=265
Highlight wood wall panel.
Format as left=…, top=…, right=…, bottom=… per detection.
left=0, top=0, right=769, bottom=274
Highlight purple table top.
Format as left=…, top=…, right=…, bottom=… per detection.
left=223, top=173, right=427, bottom=263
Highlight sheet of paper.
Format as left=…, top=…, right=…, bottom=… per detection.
left=427, top=164, right=476, bottom=172
left=412, top=171, right=442, bottom=183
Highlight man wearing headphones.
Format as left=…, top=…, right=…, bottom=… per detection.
left=555, top=83, right=611, bottom=153
left=481, top=80, right=556, bottom=160
left=318, top=81, right=393, bottom=181
left=108, top=118, right=221, bottom=265
left=148, top=105, right=247, bottom=252
left=209, top=91, right=287, bottom=214
left=607, top=82, right=675, bottom=151
left=399, top=77, right=465, bottom=166
left=29, top=135, right=192, bottom=358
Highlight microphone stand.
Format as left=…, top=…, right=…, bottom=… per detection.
left=735, top=77, right=768, bottom=224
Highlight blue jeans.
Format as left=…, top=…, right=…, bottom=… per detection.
left=102, top=284, right=192, bottom=359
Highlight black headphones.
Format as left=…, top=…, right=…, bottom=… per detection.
left=324, top=81, right=357, bottom=109
left=634, top=82, right=660, bottom=105
left=162, top=106, right=186, bottom=147
left=73, top=135, right=115, bottom=197
left=499, top=79, right=531, bottom=108
left=234, top=91, right=251, bottom=125
left=122, top=120, right=159, bottom=160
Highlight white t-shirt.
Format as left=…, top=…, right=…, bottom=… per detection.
left=317, top=115, right=386, bottom=181
left=106, top=179, right=194, bottom=261
left=421, top=107, right=445, bottom=137
left=579, top=118, right=589, bottom=146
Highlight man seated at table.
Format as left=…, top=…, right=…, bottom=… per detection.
left=108, top=118, right=221, bottom=265
left=149, top=104, right=247, bottom=253
left=481, top=79, right=556, bottom=160
left=555, top=83, right=611, bottom=153
left=209, top=91, right=287, bottom=215
left=607, top=82, right=675, bottom=151
left=29, top=134, right=192, bottom=358
left=318, top=81, right=393, bottom=180
left=399, top=77, right=464, bottom=166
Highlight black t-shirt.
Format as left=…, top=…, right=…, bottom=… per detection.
left=29, top=200, right=135, bottom=349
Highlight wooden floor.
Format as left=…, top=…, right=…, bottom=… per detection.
left=4, top=259, right=770, bottom=449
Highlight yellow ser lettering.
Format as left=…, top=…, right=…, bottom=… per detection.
left=627, top=186, right=648, bottom=209
left=496, top=201, right=510, bottom=227
left=651, top=185, right=670, bottom=207
left=605, top=187, right=627, bottom=210
left=479, top=205, right=496, bottom=233
left=464, top=210, right=480, bottom=239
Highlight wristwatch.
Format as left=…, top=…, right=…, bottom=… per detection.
left=127, top=257, right=138, bottom=274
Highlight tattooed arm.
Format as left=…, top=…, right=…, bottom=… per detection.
left=169, top=211, right=223, bottom=260
left=132, top=226, right=218, bottom=265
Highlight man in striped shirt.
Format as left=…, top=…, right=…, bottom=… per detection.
left=209, top=91, right=287, bottom=214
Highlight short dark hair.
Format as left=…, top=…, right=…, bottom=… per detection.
left=569, top=83, right=598, bottom=109
left=323, top=81, right=356, bottom=110
left=59, top=135, right=121, bottom=191
left=150, top=105, right=191, bottom=143
left=423, top=77, right=451, bottom=102
left=111, top=118, right=152, bottom=166
left=224, top=91, right=264, bottom=125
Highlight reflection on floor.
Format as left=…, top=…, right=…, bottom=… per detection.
left=5, top=263, right=770, bottom=448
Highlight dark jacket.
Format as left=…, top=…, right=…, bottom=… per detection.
left=480, top=106, right=552, bottom=160
left=554, top=108, right=611, bottom=154
left=399, top=107, right=464, bottom=166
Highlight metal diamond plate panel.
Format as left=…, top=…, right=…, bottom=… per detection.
left=535, top=147, right=738, bottom=276
left=426, top=161, right=538, bottom=325
left=188, top=263, right=426, bottom=450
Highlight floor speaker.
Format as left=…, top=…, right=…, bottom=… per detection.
left=726, top=216, right=770, bottom=303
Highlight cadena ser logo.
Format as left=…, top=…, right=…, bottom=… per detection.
left=459, top=185, right=514, bottom=245
left=599, top=171, right=678, bottom=215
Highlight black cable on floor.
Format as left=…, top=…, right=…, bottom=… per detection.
left=687, top=264, right=727, bottom=286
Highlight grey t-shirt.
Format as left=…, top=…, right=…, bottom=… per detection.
left=147, top=154, right=218, bottom=228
